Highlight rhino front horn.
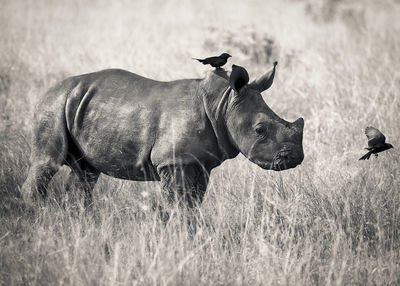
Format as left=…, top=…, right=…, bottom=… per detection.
left=249, top=61, right=278, bottom=92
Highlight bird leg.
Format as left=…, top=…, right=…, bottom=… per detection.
left=374, top=153, right=378, bottom=157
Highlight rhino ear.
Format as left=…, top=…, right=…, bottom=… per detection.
left=249, top=61, right=277, bottom=92
left=229, top=65, right=249, bottom=93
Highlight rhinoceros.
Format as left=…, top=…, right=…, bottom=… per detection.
left=21, top=62, right=304, bottom=210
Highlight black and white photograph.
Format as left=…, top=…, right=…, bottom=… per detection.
left=1, top=0, right=399, bottom=285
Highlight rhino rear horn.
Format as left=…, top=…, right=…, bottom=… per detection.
left=249, top=61, right=277, bottom=92
left=229, top=65, right=249, bottom=93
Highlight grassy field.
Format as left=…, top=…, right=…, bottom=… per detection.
left=1, top=0, right=400, bottom=285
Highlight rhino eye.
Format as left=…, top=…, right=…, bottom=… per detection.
left=255, top=126, right=266, bottom=136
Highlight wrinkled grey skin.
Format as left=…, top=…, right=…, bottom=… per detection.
left=21, top=63, right=304, bottom=212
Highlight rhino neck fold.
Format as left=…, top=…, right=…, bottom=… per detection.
left=201, top=82, right=239, bottom=161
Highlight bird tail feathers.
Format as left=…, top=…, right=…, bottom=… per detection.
left=192, top=58, right=204, bottom=63
left=359, top=151, right=372, bottom=160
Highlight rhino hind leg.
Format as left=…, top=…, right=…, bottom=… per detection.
left=21, top=158, right=61, bottom=203
left=21, top=109, right=68, bottom=203
left=65, top=148, right=100, bottom=208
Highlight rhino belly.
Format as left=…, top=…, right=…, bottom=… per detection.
left=69, top=129, right=159, bottom=181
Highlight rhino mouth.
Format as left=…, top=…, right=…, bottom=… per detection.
left=269, top=149, right=287, bottom=170
left=271, top=148, right=303, bottom=171
left=255, top=148, right=303, bottom=171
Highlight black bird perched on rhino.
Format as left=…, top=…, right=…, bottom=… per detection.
left=359, top=126, right=393, bottom=160
left=192, top=53, right=231, bottom=68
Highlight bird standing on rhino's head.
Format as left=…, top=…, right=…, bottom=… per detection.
left=359, top=126, right=393, bottom=160
left=192, top=53, right=231, bottom=68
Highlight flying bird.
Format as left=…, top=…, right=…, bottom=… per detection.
left=192, top=53, right=232, bottom=68
left=359, top=126, right=393, bottom=160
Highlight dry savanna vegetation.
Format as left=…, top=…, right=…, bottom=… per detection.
left=1, top=0, right=400, bottom=285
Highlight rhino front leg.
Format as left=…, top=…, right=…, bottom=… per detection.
left=157, top=165, right=209, bottom=229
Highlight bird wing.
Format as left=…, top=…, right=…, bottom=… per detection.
left=202, top=56, right=220, bottom=64
left=193, top=55, right=226, bottom=66
left=365, top=126, right=386, bottom=148
left=211, top=58, right=226, bottom=66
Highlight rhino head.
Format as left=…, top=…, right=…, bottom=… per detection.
left=224, top=63, right=304, bottom=171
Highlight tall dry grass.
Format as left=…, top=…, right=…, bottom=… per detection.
left=1, top=0, right=400, bottom=285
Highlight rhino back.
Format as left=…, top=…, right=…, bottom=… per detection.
left=63, top=69, right=219, bottom=179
